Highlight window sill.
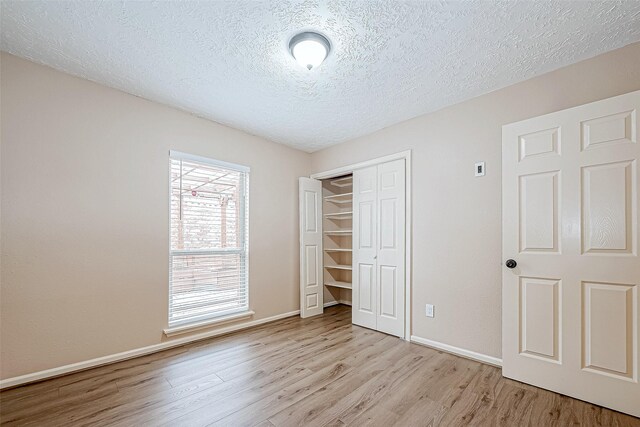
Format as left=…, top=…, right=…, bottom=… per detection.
left=163, top=310, right=255, bottom=337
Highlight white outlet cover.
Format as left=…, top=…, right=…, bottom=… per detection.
left=426, top=304, right=435, bottom=318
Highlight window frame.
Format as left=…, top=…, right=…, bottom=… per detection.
left=167, top=150, right=250, bottom=330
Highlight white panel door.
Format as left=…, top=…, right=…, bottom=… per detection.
left=503, top=90, right=640, bottom=417
left=376, top=159, right=406, bottom=337
left=299, top=177, right=323, bottom=318
left=353, top=166, right=377, bottom=329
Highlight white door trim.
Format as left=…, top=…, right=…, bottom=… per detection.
left=311, top=150, right=412, bottom=180
left=311, top=150, right=412, bottom=340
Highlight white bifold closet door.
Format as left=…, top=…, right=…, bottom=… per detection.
left=353, top=159, right=406, bottom=337
left=299, top=177, right=323, bottom=318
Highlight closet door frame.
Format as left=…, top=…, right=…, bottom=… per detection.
left=310, top=150, right=412, bottom=340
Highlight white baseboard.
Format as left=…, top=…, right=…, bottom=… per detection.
left=0, top=309, right=300, bottom=390
left=410, top=335, right=502, bottom=367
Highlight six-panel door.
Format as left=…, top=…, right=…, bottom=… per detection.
left=502, top=90, right=640, bottom=417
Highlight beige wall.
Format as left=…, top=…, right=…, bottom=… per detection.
left=311, top=42, right=640, bottom=359
left=2, top=42, right=639, bottom=381
left=0, top=53, right=311, bottom=380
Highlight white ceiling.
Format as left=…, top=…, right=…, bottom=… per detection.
left=2, top=1, right=640, bottom=152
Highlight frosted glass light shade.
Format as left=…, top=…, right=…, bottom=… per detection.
left=289, top=32, right=331, bottom=70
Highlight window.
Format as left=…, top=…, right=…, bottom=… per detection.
left=168, top=151, right=249, bottom=328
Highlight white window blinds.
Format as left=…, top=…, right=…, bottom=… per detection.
left=169, top=151, right=249, bottom=327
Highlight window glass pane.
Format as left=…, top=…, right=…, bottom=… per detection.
left=170, top=159, right=243, bottom=251
left=170, top=253, right=247, bottom=324
left=169, top=155, right=249, bottom=327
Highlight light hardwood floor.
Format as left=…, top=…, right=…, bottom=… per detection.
left=0, top=305, right=638, bottom=426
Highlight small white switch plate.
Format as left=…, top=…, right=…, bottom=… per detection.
left=425, top=304, right=435, bottom=318
left=475, top=162, right=485, bottom=177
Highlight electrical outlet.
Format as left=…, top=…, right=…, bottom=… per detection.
left=425, top=304, right=435, bottom=318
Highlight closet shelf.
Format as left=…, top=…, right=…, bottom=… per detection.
left=330, top=176, right=353, bottom=188
left=324, top=212, right=352, bottom=220
left=324, top=281, right=352, bottom=290
left=325, top=264, right=352, bottom=271
left=324, top=248, right=352, bottom=252
left=324, top=192, right=353, bottom=204
left=324, top=230, right=352, bottom=235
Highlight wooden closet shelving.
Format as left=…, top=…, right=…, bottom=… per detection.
left=330, top=176, right=353, bottom=188
left=325, top=264, right=352, bottom=271
left=322, top=175, right=353, bottom=300
left=324, top=192, right=353, bottom=204
left=324, top=280, right=352, bottom=290
left=324, top=211, right=353, bottom=220
left=324, top=230, right=352, bottom=235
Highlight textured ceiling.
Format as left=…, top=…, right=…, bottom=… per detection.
left=2, top=1, right=640, bottom=152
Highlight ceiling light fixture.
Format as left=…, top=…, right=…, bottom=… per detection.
left=289, top=31, right=331, bottom=70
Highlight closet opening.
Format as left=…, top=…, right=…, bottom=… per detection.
left=299, top=150, right=412, bottom=340
left=322, top=174, right=353, bottom=310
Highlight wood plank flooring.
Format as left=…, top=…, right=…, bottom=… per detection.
left=1, top=305, right=638, bottom=426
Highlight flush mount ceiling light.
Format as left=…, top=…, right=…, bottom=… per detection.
left=289, top=31, right=331, bottom=70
